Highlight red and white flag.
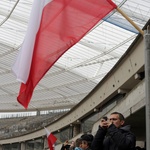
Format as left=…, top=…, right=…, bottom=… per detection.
left=45, top=127, right=57, bottom=150
left=12, top=0, right=117, bottom=109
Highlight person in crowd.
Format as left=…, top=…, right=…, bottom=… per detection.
left=80, top=133, right=93, bottom=150
left=91, top=112, right=136, bottom=150
left=74, top=138, right=82, bottom=150
left=69, top=140, right=75, bottom=150
left=61, top=140, right=71, bottom=150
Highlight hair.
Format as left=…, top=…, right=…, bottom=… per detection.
left=101, top=116, right=108, bottom=121
left=111, top=112, right=125, bottom=121
left=75, top=138, right=82, bottom=147
left=80, top=134, right=93, bottom=147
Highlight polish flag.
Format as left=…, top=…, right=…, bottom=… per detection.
left=45, top=127, right=57, bottom=150
left=12, top=0, right=117, bottom=109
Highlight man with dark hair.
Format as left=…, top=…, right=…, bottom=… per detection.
left=91, top=112, right=136, bottom=150
left=81, top=133, right=93, bottom=150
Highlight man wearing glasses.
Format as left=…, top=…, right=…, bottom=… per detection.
left=91, top=112, right=136, bottom=150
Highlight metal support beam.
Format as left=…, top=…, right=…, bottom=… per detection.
left=144, top=25, right=150, bottom=150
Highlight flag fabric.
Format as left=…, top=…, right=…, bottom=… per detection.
left=45, top=127, right=57, bottom=150
left=12, top=0, right=117, bottom=109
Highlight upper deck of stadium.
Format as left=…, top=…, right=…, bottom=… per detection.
left=0, top=0, right=149, bottom=149
left=0, top=0, right=149, bottom=112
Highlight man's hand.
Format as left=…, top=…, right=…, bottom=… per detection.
left=64, top=140, right=69, bottom=146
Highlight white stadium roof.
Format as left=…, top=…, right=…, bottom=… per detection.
left=0, top=0, right=149, bottom=112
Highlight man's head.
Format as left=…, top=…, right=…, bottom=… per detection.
left=80, top=134, right=93, bottom=149
left=109, top=112, right=125, bottom=128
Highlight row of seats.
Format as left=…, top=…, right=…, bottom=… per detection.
left=0, top=111, right=67, bottom=139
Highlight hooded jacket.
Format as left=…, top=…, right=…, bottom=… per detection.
left=91, top=124, right=136, bottom=150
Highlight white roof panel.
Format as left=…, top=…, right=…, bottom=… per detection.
left=0, top=0, right=149, bottom=112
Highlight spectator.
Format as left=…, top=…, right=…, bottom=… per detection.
left=74, top=138, right=82, bottom=150
left=91, top=112, right=136, bottom=150
left=81, top=133, right=93, bottom=150
left=69, top=140, right=75, bottom=150
left=61, top=140, right=70, bottom=150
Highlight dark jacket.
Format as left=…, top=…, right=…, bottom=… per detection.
left=61, top=144, right=70, bottom=150
left=91, top=124, right=136, bottom=150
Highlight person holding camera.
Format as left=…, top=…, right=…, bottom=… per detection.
left=91, top=112, right=136, bottom=150
left=61, top=140, right=71, bottom=150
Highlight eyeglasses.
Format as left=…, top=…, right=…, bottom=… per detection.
left=109, top=118, right=118, bottom=121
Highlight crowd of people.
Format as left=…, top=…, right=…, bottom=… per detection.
left=60, top=112, right=145, bottom=150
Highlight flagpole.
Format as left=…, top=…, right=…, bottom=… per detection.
left=116, top=7, right=144, bottom=35
left=56, top=139, right=62, bottom=144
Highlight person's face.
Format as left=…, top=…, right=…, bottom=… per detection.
left=81, top=141, right=88, bottom=150
left=109, top=114, right=124, bottom=128
left=71, top=141, right=75, bottom=147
